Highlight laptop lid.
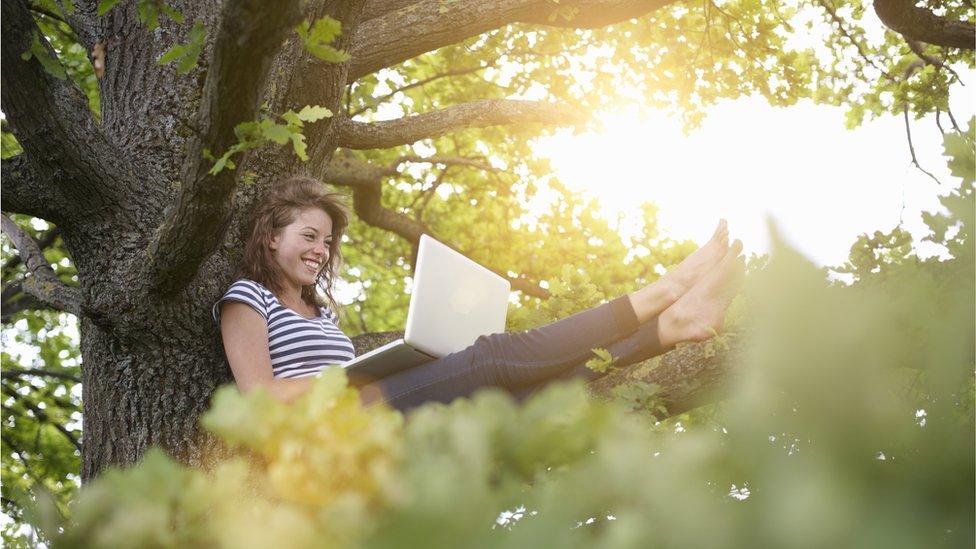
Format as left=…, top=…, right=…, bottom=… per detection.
left=403, top=234, right=510, bottom=358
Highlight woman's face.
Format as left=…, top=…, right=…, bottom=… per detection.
left=269, top=207, right=334, bottom=292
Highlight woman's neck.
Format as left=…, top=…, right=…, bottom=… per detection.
left=278, top=283, right=304, bottom=309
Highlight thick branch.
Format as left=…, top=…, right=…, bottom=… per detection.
left=0, top=155, right=67, bottom=222
left=587, top=337, right=739, bottom=416
left=0, top=215, right=82, bottom=318
left=874, top=0, right=975, bottom=50
left=347, top=0, right=673, bottom=82
left=0, top=0, right=130, bottom=215
left=324, top=152, right=550, bottom=298
left=324, top=152, right=430, bottom=242
left=338, top=99, right=584, bottom=149
left=144, top=0, right=303, bottom=296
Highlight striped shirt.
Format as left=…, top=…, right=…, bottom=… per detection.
left=213, top=279, right=356, bottom=379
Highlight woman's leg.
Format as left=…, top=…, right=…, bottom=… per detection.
left=358, top=294, right=660, bottom=411
left=507, top=316, right=672, bottom=403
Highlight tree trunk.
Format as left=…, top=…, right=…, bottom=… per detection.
left=79, top=317, right=232, bottom=480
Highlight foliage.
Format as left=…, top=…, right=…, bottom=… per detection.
left=157, top=21, right=205, bottom=75
left=296, top=16, right=351, bottom=64
left=1, top=215, right=82, bottom=547
left=205, top=105, right=333, bottom=174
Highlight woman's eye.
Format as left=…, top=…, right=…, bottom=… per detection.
left=304, top=235, right=314, bottom=241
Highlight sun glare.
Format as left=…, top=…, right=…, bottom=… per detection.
left=531, top=92, right=965, bottom=269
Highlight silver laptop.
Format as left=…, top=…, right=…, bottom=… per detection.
left=342, top=234, right=510, bottom=380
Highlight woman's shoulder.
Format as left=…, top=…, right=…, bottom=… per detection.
left=214, top=279, right=275, bottom=324
left=224, top=278, right=274, bottom=298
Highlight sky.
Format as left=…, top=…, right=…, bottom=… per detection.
left=531, top=84, right=973, bottom=272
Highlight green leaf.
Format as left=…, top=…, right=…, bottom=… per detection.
left=96, top=0, right=122, bottom=16
left=296, top=16, right=352, bottom=64
left=136, top=0, right=159, bottom=31
left=290, top=131, right=309, bottom=161
left=295, top=105, right=333, bottom=123
left=584, top=347, right=614, bottom=374
left=21, top=32, right=67, bottom=80
left=281, top=111, right=303, bottom=127
left=158, top=4, right=184, bottom=24
left=157, top=22, right=205, bottom=74
left=208, top=151, right=236, bottom=175
left=262, top=124, right=292, bottom=145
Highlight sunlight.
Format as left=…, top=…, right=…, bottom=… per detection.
left=531, top=89, right=970, bottom=268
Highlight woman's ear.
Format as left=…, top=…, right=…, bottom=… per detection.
left=269, top=234, right=280, bottom=251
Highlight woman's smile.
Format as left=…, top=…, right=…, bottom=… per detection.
left=270, top=207, right=334, bottom=293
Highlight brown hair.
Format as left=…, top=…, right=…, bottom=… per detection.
left=239, top=176, right=350, bottom=314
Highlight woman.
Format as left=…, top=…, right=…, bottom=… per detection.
left=214, top=176, right=744, bottom=410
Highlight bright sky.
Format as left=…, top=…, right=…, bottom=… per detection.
left=531, top=81, right=973, bottom=271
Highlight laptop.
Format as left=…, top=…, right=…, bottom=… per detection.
left=342, top=234, right=511, bottom=381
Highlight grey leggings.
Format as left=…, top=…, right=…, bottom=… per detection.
left=359, top=296, right=671, bottom=412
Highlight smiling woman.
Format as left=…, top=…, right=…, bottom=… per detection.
left=213, top=176, right=746, bottom=409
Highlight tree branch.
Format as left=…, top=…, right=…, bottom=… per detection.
left=0, top=215, right=82, bottom=318
left=323, top=151, right=430, bottom=241
left=874, top=0, right=975, bottom=50
left=1, top=368, right=81, bottom=384
left=587, top=336, right=740, bottom=416
left=0, top=282, right=52, bottom=323
left=0, top=155, right=68, bottom=222
left=338, top=99, right=584, bottom=149
left=394, top=154, right=498, bottom=172
left=143, top=0, right=303, bottom=296
left=1, top=0, right=130, bottom=216
left=347, top=0, right=674, bottom=83
left=2, top=227, right=60, bottom=273
left=350, top=63, right=494, bottom=117
left=1, top=384, right=81, bottom=453
left=323, top=152, right=550, bottom=298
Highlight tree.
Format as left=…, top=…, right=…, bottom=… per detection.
left=1, top=0, right=971, bottom=490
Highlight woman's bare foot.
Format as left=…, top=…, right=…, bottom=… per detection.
left=627, top=220, right=729, bottom=323
left=657, top=239, right=745, bottom=348
left=662, top=219, right=729, bottom=294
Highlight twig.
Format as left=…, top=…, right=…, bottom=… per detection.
left=350, top=63, right=493, bottom=117
left=818, top=0, right=897, bottom=83
left=903, top=106, right=941, bottom=185
left=1, top=384, right=82, bottom=453
left=1, top=227, right=61, bottom=273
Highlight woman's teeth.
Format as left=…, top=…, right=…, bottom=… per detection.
left=303, top=260, right=319, bottom=270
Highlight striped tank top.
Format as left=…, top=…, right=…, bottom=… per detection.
left=213, top=279, right=356, bottom=379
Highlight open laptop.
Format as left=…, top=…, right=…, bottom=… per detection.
left=341, top=234, right=511, bottom=381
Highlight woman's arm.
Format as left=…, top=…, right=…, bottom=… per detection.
left=219, top=301, right=314, bottom=403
